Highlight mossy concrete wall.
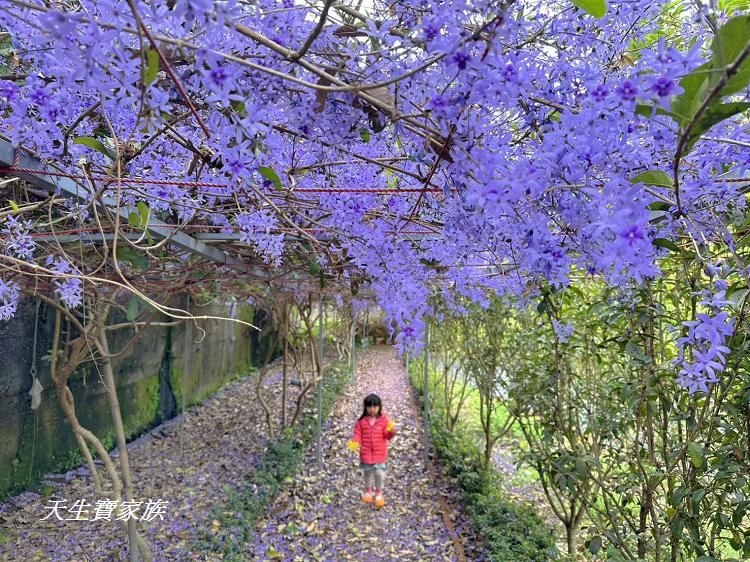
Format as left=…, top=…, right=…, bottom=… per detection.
left=0, top=296, right=277, bottom=500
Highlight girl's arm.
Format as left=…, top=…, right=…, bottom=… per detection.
left=347, top=419, right=362, bottom=451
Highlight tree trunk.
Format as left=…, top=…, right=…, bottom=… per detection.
left=96, top=325, right=151, bottom=562
left=566, top=520, right=577, bottom=556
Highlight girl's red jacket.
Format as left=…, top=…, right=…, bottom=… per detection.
left=351, top=414, right=395, bottom=464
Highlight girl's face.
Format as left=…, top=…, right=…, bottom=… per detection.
left=366, top=404, right=379, bottom=416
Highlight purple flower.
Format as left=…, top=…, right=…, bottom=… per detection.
left=615, top=80, right=639, bottom=101
left=451, top=50, right=471, bottom=71
left=236, top=210, right=285, bottom=265
left=590, top=84, right=609, bottom=102
left=674, top=271, right=735, bottom=393
left=501, top=63, right=518, bottom=81
left=650, top=76, right=676, bottom=97
left=0, top=81, right=19, bottom=103
left=37, top=10, right=81, bottom=39
left=422, top=21, right=441, bottom=41
left=552, top=319, right=574, bottom=343
left=210, top=66, right=229, bottom=87
left=2, top=216, right=35, bottom=260
left=620, top=224, right=644, bottom=245
left=30, top=87, right=50, bottom=107
left=45, top=256, right=83, bottom=308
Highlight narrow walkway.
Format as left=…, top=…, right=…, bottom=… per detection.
left=248, top=347, right=469, bottom=561
left=0, top=347, right=479, bottom=561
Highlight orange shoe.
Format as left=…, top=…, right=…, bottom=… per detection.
left=362, top=489, right=374, bottom=503
left=374, top=491, right=385, bottom=508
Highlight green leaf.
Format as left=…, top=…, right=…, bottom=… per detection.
left=8, top=199, right=19, bottom=214
left=630, top=170, right=673, bottom=188
left=719, top=0, right=750, bottom=14
left=143, top=48, right=160, bottom=86
left=232, top=101, right=246, bottom=115
left=137, top=201, right=150, bottom=229
left=727, top=288, right=749, bottom=309
left=359, top=128, right=371, bottom=143
left=691, top=488, right=707, bottom=511
left=625, top=341, right=651, bottom=364
left=589, top=535, right=603, bottom=555
left=635, top=103, right=672, bottom=119
left=258, top=166, right=283, bottom=191
left=711, top=15, right=750, bottom=97
left=670, top=62, right=713, bottom=126
left=571, top=0, right=607, bottom=18
left=128, top=211, right=141, bottom=228
left=0, top=33, right=14, bottom=57
left=117, top=246, right=149, bottom=271
left=687, top=441, right=705, bottom=469
left=648, top=201, right=672, bottom=211
left=652, top=238, right=680, bottom=252
left=73, top=136, right=114, bottom=159
left=687, top=102, right=750, bottom=148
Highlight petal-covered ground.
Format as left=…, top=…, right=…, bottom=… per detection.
left=0, top=362, right=300, bottom=561
left=0, top=346, right=483, bottom=561
left=249, top=347, right=482, bottom=561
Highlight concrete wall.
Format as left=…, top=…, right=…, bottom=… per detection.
left=0, top=296, right=277, bottom=500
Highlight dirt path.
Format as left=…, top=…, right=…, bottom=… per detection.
left=247, top=347, right=475, bottom=561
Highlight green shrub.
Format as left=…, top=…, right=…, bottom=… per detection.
left=411, top=362, right=558, bottom=562
left=432, top=424, right=558, bottom=561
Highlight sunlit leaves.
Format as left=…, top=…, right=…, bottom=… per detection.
left=128, top=201, right=151, bottom=229
left=630, top=170, right=673, bottom=188
left=571, top=0, right=607, bottom=18
left=73, top=136, right=115, bottom=160
left=710, top=14, right=750, bottom=97
left=258, top=166, right=282, bottom=191
left=668, top=15, right=750, bottom=136
left=143, top=48, right=159, bottom=86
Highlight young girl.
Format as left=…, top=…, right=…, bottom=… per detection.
left=347, top=393, right=398, bottom=508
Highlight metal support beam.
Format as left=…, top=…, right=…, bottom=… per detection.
left=0, top=140, right=242, bottom=266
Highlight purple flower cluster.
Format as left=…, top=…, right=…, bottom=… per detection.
left=552, top=319, right=574, bottom=343
left=0, top=278, right=19, bottom=321
left=675, top=266, right=735, bottom=394
left=236, top=210, right=285, bottom=266
left=46, top=256, right=84, bottom=308
left=1, top=216, right=35, bottom=260
left=0, top=0, right=744, bottom=394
